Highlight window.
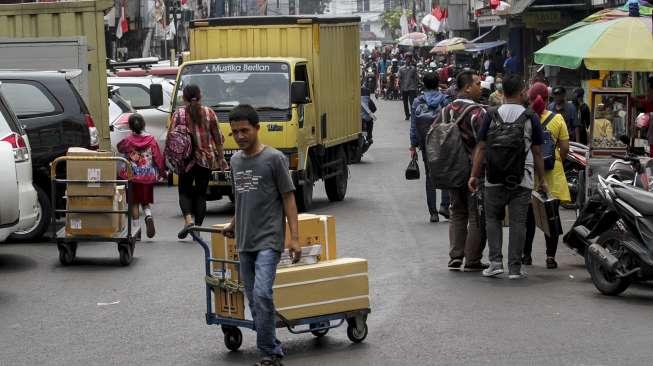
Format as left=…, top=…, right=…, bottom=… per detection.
left=2, top=82, right=59, bottom=117
left=116, top=85, right=151, bottom=109
left=294, top=64, right=311, bottom=101
left=357, top=0, right=370, bottom=12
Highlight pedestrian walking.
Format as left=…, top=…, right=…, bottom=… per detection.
left=398, top=53, right=419, bottom=120
left=117, top=113, right=165, bottom=238
left=222, top=105, right=301, bottom=366
left=409, top=72, right=450, bottom=223
left=523, top=83, right=571, bottom=269
left=169, top=84, right=228, bottom=238
left=469, top=74, right=549, bottom=279
left=439, top=71, right=488, bottom=271
left=548, top=87, right=580, bottom=142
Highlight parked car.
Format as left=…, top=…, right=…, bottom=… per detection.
left=107, top=76, right=169, bottom=151
left=0, top=82, right=38, bottom=242
left=0, top=70, right=98, bottom=240
left=107, top=86, right=135, bottom=151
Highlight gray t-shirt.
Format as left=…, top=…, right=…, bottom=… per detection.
left=230, top=146, right=295, bottom=253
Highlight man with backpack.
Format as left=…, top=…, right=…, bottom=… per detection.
left=427, top=71, right=488, bottom=271
left=398, top=53, right=419, bottom=120
left=468, top=74, right=549, bottom=280
left=410, top=72, right=450, bottom=223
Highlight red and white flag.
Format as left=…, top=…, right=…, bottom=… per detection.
left=116, top=0, right=128, bottom=39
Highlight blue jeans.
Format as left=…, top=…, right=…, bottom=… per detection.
left=239, top=249, right=284, bottom=358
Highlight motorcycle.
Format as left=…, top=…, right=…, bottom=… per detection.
left=566, top=174, right=653, bottom=296
left=562, top=142, right=589, bottom=209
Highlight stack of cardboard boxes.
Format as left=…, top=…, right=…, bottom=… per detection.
left=64, top=148, right=126, bottom=237
left=211, top=213, right=370, bottom=321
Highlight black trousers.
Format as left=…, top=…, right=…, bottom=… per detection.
left=402, top=90, right=417, bottom=119
left=524, top=203, right=559, bottom=258
left=178, top=164, right=211, bottom=226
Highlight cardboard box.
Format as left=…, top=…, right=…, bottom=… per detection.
left=274, top=258, right=370, bottom=321
left=66, top=147, right=116, bottom=196
left=65, top=186, right=126, bottom=237
left=285, top=214, right=337, bottom=261
left=211, top=224, right=245, bottom=319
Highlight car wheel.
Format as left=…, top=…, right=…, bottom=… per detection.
left=10, top=185, right=50, bottom=241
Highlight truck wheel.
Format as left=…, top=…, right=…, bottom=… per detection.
left=295, top=162, right=314, bottom=212
left=10, top=185, right=50, bottom=241
left=325, top=148, right=348, bottom=202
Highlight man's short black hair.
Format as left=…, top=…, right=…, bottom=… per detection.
left=423, top=72, right=439, bottom=90
left=229, top=104, right=259, bottom=126
left=502, top=74, right=523, bottom=98
left=456, top=70, right=476, bottom=91
left=552, top=86, right=566, bottom=96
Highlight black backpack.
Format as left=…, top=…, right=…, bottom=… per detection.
left=485, top=108, right=533, bottom=188
left=541, top=112, right=557, bottom=171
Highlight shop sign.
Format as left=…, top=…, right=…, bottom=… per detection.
left=477, top=15, right=507, bottom=27
left=523, top=11, right=561, bottom=27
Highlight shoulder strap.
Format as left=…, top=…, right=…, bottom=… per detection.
left=454, top=103, right=480, bottom=125
left=542, top=112, right=556, bottom=128
left=488, top=106, right=504, bottom=126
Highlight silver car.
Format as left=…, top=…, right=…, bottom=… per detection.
left=107, top=76, right=173, bottom=151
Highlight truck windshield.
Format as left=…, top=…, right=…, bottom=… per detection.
left=175, top=62, right=290, bottom=110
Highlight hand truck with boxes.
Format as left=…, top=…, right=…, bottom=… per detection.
left=50, top=148, right=140, bottom=266
left=183, top=213, right=371, bottom=352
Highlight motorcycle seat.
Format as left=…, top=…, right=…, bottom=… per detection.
left=614, top=186, right=653, bottom=216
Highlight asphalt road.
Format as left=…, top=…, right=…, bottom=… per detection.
left=2, top=99, right=653, bottom=366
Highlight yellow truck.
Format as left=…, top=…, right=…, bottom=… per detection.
left=170, top=16, right=361, bottom=211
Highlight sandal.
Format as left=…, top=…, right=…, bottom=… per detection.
left=254, top=357, right=283, bottom=366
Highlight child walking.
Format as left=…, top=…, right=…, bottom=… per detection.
left=117, top=113, right=165, bottom=238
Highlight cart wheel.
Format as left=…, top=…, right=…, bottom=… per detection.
left=223, top=327, right=242, bottom=351
left=310, top=321, right=330, bottom=338
left=118, top=242, right=133, bottom=266
left=58, top=243, right=75, bottom=266
left=346, top=322, right=368, bottom=344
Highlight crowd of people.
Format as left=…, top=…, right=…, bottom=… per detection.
left=403, top=65, right=597, bottom=277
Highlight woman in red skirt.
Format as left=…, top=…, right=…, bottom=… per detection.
left=117, top=114, right=165, bottom=238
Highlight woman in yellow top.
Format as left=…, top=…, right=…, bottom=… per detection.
left=522, top=83, right=571, bottom=269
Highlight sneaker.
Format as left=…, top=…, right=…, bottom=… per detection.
left=177, top=222, right=194, bottom=240
left=447, top=258, right=463, bottom=270
left=463, top=262, right=490, bottom=272
left=522, top=256, right=533, bottom=266
left=438, top=207, right=450, bottom=220
left=482, top=262, right=504, bottom=277
left=546, top=257, right=558, bottom=269
left=145, top=215, right=155, bottom=238
left=508, top=269, right=528, bottom=280
left=429, top=213, right=439, bottom=223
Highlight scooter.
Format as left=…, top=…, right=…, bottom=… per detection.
left=562, top=142, right=589, bottom=209
left=568, top=174, right=653, bottom=296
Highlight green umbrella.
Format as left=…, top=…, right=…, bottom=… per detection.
left=534, top=15, right=653, bottom=71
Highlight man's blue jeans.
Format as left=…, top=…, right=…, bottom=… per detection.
left=240, top=249, right=284, bottom=358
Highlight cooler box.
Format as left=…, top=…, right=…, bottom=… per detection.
left=65, top=186, right=126, bottom=237
left=274, top=258, right=370, bottom=321
left=531, top=191, right=563, bottom=237
left=66, top=147, right=117, bottom=196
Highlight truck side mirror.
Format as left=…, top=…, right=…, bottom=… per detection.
left=150, top=83, right=164, bottom=107
left=291, top=81, right=308, bottom=105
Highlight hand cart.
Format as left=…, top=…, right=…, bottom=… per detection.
left=184, top=226, right=370, bottom=352
left=50, top=156, right=140, bottom=266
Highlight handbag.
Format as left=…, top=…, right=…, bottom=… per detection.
left=405, top=155, right=420, bottom=180
left=531, top=191, right=563, bottom=237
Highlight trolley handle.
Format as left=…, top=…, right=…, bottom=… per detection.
left=187, top=226, right=224, bottom=234
left=50, top=155, right=134, bottom=180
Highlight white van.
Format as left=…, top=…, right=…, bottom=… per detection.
left=0, top=82, right=38, bottom=242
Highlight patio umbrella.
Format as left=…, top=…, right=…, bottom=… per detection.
left=397, top=32, right=428, bottom=46
left=429, top=37, right=467, bottom=54
left=534, top=14, right=653, bottom=71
